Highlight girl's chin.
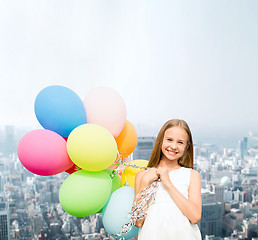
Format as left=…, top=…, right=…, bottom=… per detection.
left=163, top=155, right=180, bottom=161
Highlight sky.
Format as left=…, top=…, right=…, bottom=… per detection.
left=0, top=0, right=258, bottom=147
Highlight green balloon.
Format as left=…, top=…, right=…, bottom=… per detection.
left=104, top=169, right=121, bottom=193
left=59, top=170, right=112, bottom=217
left=96, top=169, right=122, bottom=214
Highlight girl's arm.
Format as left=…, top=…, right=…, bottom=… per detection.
left=133, top=168, right=159, bottom=228
left=157, top=168, right=202, bottom=224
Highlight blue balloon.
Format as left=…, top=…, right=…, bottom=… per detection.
left=102, top=186, right=139, bottom=239
left=34, top=85, right=87, bottom=137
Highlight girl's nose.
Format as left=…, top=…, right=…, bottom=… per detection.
left=171, top=142, right=177, bottom=149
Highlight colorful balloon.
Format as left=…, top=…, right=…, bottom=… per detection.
left=59, top=170, right=112, bottom=217
left=65, top=164, right=81, bottom=174
left=115, top=120, right=137, bottom=158
left=67, top=124, right=117, bottom=171
left=121, top=160, right=148, bottom=188
left=35, top=85, right=87, bottom=137
left=104, top=169, right=121, bottom=193
left=102, top=186, right=139, bottom=239
left=84, top=87, right=126, bottom=137
left=17, top=129, right=74, bottom=176
left=97, top=169, right=122, bottom=214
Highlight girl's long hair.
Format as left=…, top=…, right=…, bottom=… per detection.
left=147, top=119, right=194, bottom=169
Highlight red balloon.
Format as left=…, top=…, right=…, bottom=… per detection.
left=65, top=164, right=81, bottom=174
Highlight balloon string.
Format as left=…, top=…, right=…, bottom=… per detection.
left=110, top=153, right=158, bottom=237
left=111, top=179, right=160, bottom=238
left=116, top=159, right=149, bottom=170
left=113, top=151, right=150, bottom=184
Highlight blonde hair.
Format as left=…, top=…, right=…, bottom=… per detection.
left=147, top=119, right=193, bottom=169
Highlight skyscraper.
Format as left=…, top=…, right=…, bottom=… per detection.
left=238, top=137, right=248, bottom=160
left=133, top=137, right=155, bottom=160
left=200, top=202, right=223, bottom=239
left=0, top=200, right=10, bottom=240
left=4, top=125, right=16, bottom=155
left=199, top=190, right=223, bottom=239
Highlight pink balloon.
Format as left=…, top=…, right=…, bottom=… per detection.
left=84, top=87, right=126, bottom=138
left=18, top=129, right=74, bottom=176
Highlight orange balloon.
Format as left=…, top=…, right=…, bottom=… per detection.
left=115, top=120, right=137, bottom=158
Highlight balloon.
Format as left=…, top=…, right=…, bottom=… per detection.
left=97, top=169, right=122, bottom=214
left=102, top=186, right=139, bottom=239
left=104, top=169, right=121, bottom=193
left=67, top=124, right=117, bottom=171
left=65, top=164, right=81, bottom=174
left=108, top=161, right=119, bottom=171
left=121, top=160, right=148, bottom=188
left=84, top=87, right=126, bottom=138
left=115, top=120, right=137, bottom=158
left=35, top=85, right=87, bottom=137
left=59, top=170, right=112, bottom=217
left=17, top=129, right=74, bottom=176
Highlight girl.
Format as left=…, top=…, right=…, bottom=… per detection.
left=134, top=119, right=202, bottom=239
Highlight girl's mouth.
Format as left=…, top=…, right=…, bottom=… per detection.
left=167, top=150, right=177, bottom=155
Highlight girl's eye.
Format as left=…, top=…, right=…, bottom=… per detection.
left=179, top=142, right=184, bottom=144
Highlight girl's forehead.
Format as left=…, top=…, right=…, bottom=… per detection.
left=164, top=127, right=188, bottom=139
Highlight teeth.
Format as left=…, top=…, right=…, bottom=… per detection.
left=168, top=150, right=177, bottom=154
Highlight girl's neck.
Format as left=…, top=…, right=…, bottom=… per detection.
left=158, top=159, right=181, bottom=170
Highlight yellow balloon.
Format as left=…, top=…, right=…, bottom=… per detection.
left=67, top=124, right=117, bottom=171
left=121, top=159, right=148, bottom=188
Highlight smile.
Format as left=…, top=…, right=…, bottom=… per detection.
left=167, top=150, right=177, bottom=155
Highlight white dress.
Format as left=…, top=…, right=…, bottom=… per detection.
left=138, top=167, right=202, bottom=240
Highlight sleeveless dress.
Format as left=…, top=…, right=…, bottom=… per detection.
left=137, top=167, right=202, bottom=240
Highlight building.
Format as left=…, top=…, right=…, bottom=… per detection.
left=237, top=137, right=248, bottom=160
left=4, top=125, right=16, bottom=155
left=199, top=190, right=223, bottom=239
left=199, top=203, right=223, bottom=239
left=32, top=214, right=44, bottom=236
left=0, top=200, right=10, bottom=240
left=96, top=214, right=104, bottom=233
left=133, top=137, right=155, bottom=160
left=233, top=189, right=245, bottom=202
left=223, top=208, right=244, bottom=236
left=201, top=190, right=215, bottom=204
left=213, top=185, right=224, bottom=204
left=224, top=189, right=233, bottom=202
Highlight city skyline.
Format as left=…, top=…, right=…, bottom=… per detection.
left=1, top=123, right=258, bottom=149
left=0, top=0, right=258, bottom=148
left=0, top=129, right=257, bottom=239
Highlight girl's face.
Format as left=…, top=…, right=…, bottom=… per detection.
left=161, top=126, right=189, bottom=162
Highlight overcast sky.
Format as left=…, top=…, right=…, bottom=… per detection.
left=0, top=0, right=257, bottom=147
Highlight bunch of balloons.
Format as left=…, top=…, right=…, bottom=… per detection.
left=17, top=85, right=146, bottom=239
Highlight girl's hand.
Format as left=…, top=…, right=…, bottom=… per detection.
left=141, top=168, right=159, bottom=185
left=156, top=167, right=171, bottom=188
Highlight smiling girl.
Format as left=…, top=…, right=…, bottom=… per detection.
left=134, top=119, right=202, bottom=239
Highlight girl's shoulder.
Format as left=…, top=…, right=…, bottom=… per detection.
left=189, top=168, right=200, bottom=176
left=135, top=169, right=147, bottom=179
left=180, top=167, right=200, bottom=180
left=181, top=167, right=200, bottom=174
left=189, top=169, right=201, bottom=183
